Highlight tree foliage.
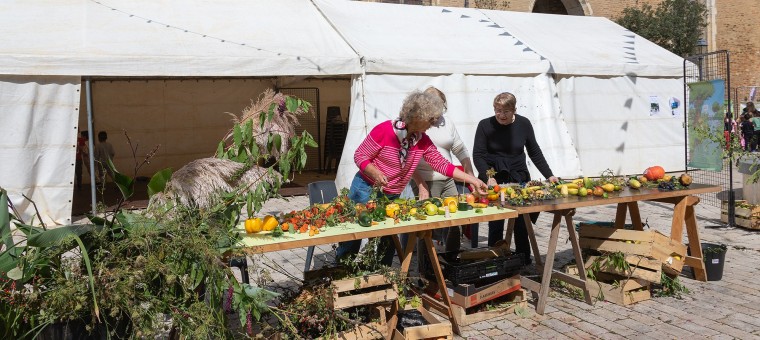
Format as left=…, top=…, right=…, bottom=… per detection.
left=615, top=0, right=708, bottom=57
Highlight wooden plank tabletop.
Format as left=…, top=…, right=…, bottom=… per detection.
left=504, top=183, right=721, bottom=214
left=235, top=206, right=518, bottom=254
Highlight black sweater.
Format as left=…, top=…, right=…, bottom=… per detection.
left=472, top=115, right=554, bottom=183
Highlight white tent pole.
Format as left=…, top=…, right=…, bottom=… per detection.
left=85, top=78, right=97, bottom=216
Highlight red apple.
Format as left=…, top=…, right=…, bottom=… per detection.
left=478, top=197, right=489, bottom=204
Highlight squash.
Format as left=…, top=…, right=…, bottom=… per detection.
left=643, top=166, right=665, bottom=181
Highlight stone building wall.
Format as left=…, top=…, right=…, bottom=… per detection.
left=360, top=0, right=759, bottom=89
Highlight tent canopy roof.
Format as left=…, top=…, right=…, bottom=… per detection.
left=0, top=0, right=683, bottom=78
left=0, top=0, right=360, bottom=77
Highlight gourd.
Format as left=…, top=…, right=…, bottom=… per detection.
left=644, top=166, right=665, bottom=181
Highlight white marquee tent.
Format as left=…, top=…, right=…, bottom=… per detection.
left=0, top=0, right=686, bottom=225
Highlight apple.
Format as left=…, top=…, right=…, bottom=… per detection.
left=478, top=197, right=489, bottom=204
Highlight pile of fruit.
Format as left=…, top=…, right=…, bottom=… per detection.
left=631, top=166, right=693, bottom=191
left=242, top=188, right=494, bottom=238
left=243, top=166, right=695, bottom=237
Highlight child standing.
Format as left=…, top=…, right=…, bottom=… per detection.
left=94, top=131, right=115, bottom=183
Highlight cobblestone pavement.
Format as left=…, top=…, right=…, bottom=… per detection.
left=250, top=191, right=760, bottom=340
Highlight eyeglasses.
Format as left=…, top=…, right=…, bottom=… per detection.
left=428, top=116, right=444, bottom=127
left=494, top=109, right=514, bottom=116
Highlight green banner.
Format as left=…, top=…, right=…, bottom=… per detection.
left=687, top=79, right=724, bottom=171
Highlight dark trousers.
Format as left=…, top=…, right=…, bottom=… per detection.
left=488, top=212, right=540, bottom=262
left=75, top=159, right=83, bottom=189
left=753, top=131, right=760, bottom=151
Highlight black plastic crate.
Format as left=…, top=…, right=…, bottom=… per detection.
left=421, top=249, right=524, bottom=285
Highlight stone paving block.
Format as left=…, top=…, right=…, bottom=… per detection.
left=481, top=327, right=506, bottom=338
left=499, top=325, right=539, bottom=339
left=596, top=332, right=628, bottom=340
left=545, top=310, right=581, bottom=324
left=541, top=318, right=577, bottom=334
left=563, top=330, right=595, bottom=340
left=570, top=321, right=609, bottom=336
left=488, top=318, right=517, bottom=331
left=652, top=321, right=695, bottom=338
left=708, top=334, right=734, bottom=340
left=706, top=322, right=759, bottom=340
left=676, top=321, right=721, bottom=337
left=719, top=312, right=760, bottom=330
left=469, top=320, right=495, bottom=331
left=531, top=324, right=569, bottom=339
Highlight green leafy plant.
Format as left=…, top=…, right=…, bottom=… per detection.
left=0, top=90, right=316, bottom=338
left=615, top=0, right=708, bottom=57
left=652, top=273, right=690, bottom=298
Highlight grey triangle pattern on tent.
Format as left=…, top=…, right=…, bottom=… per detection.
left=523, top=47, right=532, bottom=52
left=499, top=32, right=512, bottom=36
left=461, top=14, right=470, bottom=18
left=442, top=9, right=452, bottom=13
left=488, top=24, right=503, bottom=28
left=479, top=19, right=490, bottom=22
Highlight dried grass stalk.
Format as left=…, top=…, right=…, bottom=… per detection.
left=161, top=158, right=281, bottom=209
left=227, top=88, right=308, bottom=158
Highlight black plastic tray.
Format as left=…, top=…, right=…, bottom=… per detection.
left=422, top=249, right=524, bottom=285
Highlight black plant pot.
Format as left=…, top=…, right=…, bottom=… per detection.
left=38, top=315, right=132, bottom=340
left=687, top=242, right=727, bottom=281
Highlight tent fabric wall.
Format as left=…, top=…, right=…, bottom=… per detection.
left=0, top=76, right=81, bottom=225
left=557, top=76, right=686, bottom=176
left=0, top=0, right=360, bottom=77
left=335, top=74, right=583, bottom=191
left=315, top=0, right=550, bottom=75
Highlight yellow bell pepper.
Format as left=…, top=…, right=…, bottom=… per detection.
left=245, top=218, right=263, bottom=234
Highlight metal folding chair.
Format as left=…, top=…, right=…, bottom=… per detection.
left=304, top=180, right=339, bottom=271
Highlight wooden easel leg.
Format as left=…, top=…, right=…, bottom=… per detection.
left=504, top=218, right=515, bottom=249
left=398, top=233, right=418, bottom=275
left=523, top=214, right=543, bottom=269
left=684, top=205, right=707, bottom=281
left=423, top=230, right=460, bottom=335
left=536, top=212, right=562, bottom=315
left=628, top=202, right=643, bottom=230
left=670, top=197, right=687, bottom=241
left=614, top=203, right=628, bottom=229
left=392, top=234, right=405, bottom=264
left=563, top=210, right=593, bottom=306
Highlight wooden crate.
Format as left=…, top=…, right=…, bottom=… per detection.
left=579, top=224, right=686, bottom=274
left=585, top=272, right=651, bottom=306
left=585, top=255, right=662, bottom=284
left=721, top=200, right=760, bottom=230
left=390, top=306, right=453, bottom=340
left=336, top=305, right=390, bottom=340
left=450, top=289, right=528, bottom=326
left=329, top=274, right=398, bottom=310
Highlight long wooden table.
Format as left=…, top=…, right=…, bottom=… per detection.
left=501, top=183, right=720, bottom=314
left=236, top=205, right=518, bottom=335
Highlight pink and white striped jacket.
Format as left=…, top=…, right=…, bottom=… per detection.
left=355, top=120, right=455, bottom=194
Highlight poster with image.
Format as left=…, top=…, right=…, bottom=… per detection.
left=687, top=79, right=724, bottom=171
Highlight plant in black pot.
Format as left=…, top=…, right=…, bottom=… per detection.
left=701, top=243, right=728, bottom=281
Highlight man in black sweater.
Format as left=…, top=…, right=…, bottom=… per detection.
left=472, top=92, right=557, bottom=264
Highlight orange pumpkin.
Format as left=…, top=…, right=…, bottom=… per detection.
left=644, top=166, right=665, bottom=181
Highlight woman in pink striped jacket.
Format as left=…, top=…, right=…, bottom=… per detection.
left=336, top=91, right=488, bottom=266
